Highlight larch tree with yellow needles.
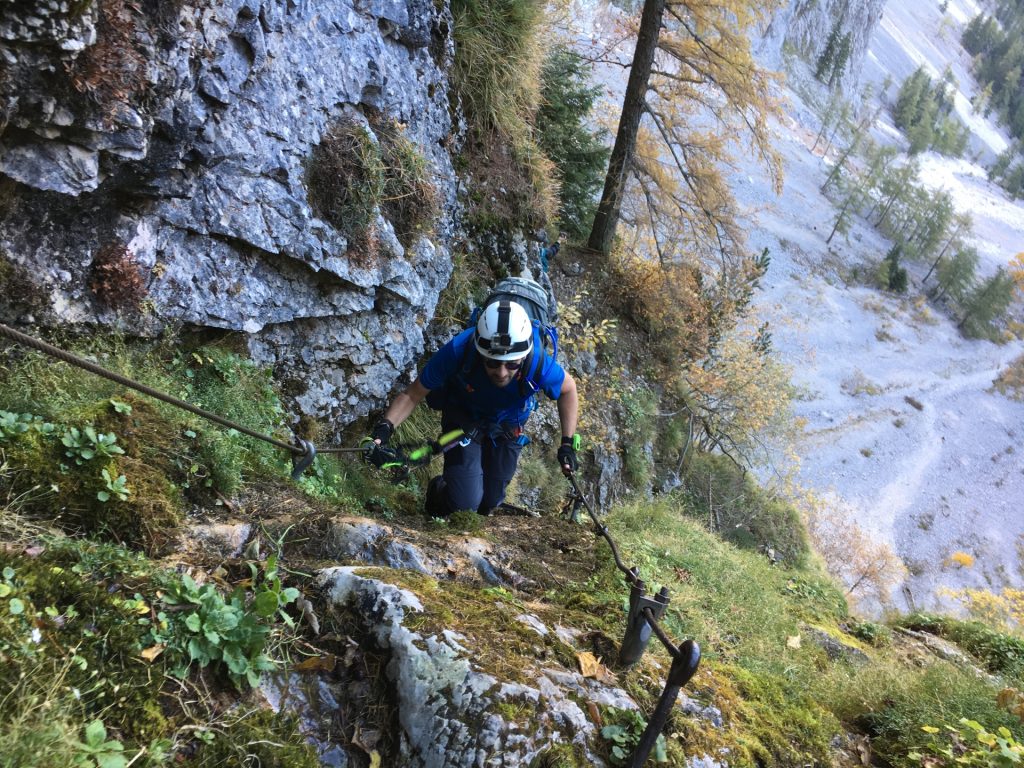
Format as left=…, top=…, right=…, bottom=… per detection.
left=587, top=0, right=784, bottom=269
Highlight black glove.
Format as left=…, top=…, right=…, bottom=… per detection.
left=557, top=435, right=579, bottom=474
left=363, top=419, right=397, bottom=468
left=365, top=443, right=399, bottom=468
left=371, top=418, right=395, bottom=445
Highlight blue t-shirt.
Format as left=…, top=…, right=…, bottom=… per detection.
left=419, top=328, right=565, bottom=429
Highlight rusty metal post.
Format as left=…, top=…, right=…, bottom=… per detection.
left=618, top=581, right=669, bottom=667
left=628, top=639, right=702, bottom=767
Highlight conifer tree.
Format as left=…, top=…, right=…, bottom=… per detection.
left=934, top=246, right=979, bottom=303
left=537, top=50, right=611, bottom=238
left=815, top=23, right=842, bottom=81
left=587, top=0, right=783, bottom=270
left=828, top=33, right=853, bottom=87
left=958, top=268, right=1016, bottom=337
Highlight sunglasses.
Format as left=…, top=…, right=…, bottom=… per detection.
left=483, top=358, right=524, bottom=371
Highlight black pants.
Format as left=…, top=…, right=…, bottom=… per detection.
left=432, top=412, right=523, bottom=515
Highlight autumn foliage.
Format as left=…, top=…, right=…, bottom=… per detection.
left=89, top=242, right=147, bottom=311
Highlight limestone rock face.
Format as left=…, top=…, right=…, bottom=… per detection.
left=0, top=0, right=459, bottom=425
left=314, top=566, right=629, bottom=767
left=758, top=0, right=887, bottom=90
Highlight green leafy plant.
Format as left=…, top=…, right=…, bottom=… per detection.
left=0, top=410, right=54, bottom=441
left=98, top=468, right=130, bottom=502
left=61, top=426, right=125, bottom=465
left=600, top=707, right=667, bottom=765
left=72, top=720, right=127, bottom=768
left=911, top=719, right=1024, bottom=768
left=108, top=399, right=132, bottom=415
left=152, top=557, right=298, bottom=688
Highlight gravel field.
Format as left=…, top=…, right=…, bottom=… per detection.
left=739, top=0, right=1024, bottom=614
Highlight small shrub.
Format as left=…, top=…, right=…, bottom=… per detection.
left=846, top=618, right=893, bottom=647
left=148, top=555, right=299, bottom=689
left=67, top=0, right=148, bottom=121
left=307, top=117, right=387, bottom=246
left=682, top=451, right=810, bottom=565
left=993, top=354, right=1024, bottom=401
left=373, top=116, right=441, bottom=246
left=599, top=707, right=666, bottom=765
left=89, top=242, right=147, bottom=311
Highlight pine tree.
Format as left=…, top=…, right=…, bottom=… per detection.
left=828, top=33, right=853, bottom=87
left=958, top=268, right=1016, bottom=337
left=816, top=23, right=842, bottom=81
left=935, top=246, right=979, bottom=303
left=884, top=244, right=908, bottom=293
left=537, top=49, right=611, bottom=238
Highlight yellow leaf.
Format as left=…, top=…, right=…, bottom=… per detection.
left=577, top=651, right=617, bottom=684
left=577, top=651, right=601, bottom=677
left=922, top=726, right=940, bottom=734
left=786, top=635, right=801, bottom=649
left=140, top=644, right=165, bottom=663
left=369, top=751, right=381, bottom=768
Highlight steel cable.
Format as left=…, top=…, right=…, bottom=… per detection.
left=566, top=472, right=682, bottom=659
left=0, top=322, right=306, bottom=454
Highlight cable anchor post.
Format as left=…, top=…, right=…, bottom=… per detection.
left=628, top=639, right=701, bottom=768
left=618, top=581, right=670, bottom=667
left=290, top=439, right=316, bottom=481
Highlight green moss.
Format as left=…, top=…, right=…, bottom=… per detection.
left=530, top=741, right=590, bottom=767
left=0, top=337, right=290, bottom=551
left=1, top=405, right=183, bottom=552
left=352, top=567, right=584, bottom=686
left=0, top=544, right=168, bottom=748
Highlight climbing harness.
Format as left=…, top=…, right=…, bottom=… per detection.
left=564, top=471, right=702, bottom=767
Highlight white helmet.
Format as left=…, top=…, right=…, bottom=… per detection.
left=475, top=300, right=533, bottom=361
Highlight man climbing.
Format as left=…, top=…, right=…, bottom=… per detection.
left=368, top=299, right=579, bottom=517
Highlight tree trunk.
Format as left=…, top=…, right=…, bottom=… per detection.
left=923, top=228, right=960, bottom=283
left=586, top=0, right=666, bottom=256
left=826, top=190, right=860, bottom=244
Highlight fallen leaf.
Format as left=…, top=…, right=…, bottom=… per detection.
left=577, top=651, right=601, bottom=677
left=577, top=651, right=617, bottom=685
left=997, top=687, right=1020, bottom=708
left=369, top=752, right=381, bottom=768
left=140, top=644, right=165, bottom=663
left=293, top=654, right=337, bottom=673
left=587, top=701, right=602, bottom=725
left=786, top=635, right=801, bottom=649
